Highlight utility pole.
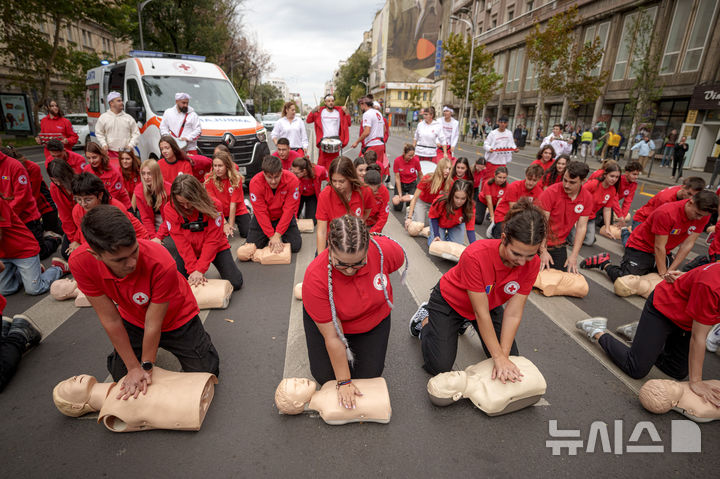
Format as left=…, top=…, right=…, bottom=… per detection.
left=138, top=0, right=153, bottom=50
left=450, top=4, right=476, bottom=141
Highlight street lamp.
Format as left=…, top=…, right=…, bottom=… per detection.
left=450, top=5, right=476, bottom=141
left=138, top=0, right=153, bottom=51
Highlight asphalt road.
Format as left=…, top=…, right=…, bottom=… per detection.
left=1, top=128, right=718, bottom=478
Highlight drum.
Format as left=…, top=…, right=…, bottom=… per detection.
left=320, top=137, right=342, bottom=153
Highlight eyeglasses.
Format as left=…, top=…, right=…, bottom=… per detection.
left=74, top=196, right=97, bottom=205
left=330, top=252, right=367, bottom=270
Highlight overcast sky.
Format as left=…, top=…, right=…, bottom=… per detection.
left=241, top=2, right=384, bottom=107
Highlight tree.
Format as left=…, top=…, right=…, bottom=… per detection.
left=335, top=48, right=370, bottom=106
left=408, top=87, right=424, bottom=110
left=442, top=32, right=501, bottom=127
left=253, top=83, right=283, bottom=114
left=626, top=7, right=664, bottom=145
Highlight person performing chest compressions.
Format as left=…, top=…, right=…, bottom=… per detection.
left=411, top=199, right=547, bottom=380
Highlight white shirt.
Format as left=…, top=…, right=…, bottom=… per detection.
left=483, top=128, right=517, bottom=165
left=94, top=110, right=140, bottom=151
left=271, top=116, right=309, bottom=149
left=540, top=134, right=572, bottom=157
left=160, top=105, right=202, bottom=151
left=414, top=120, right=446, bottom=158
left=320, top=108, right=340, bottom=138
left=441, top=117, right=459, bottom=149
left=361, top=108, right=384, bottom=147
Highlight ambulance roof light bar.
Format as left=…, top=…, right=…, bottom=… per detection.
left=129, top=50, right=206, bottom=62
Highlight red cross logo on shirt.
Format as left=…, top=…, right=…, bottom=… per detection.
left=504, top=281, right=520, bottom=295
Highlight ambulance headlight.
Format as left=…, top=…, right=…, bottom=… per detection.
left=256, top=129, right=267, bottom=143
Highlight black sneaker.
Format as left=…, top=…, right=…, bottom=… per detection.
left=2, top=317, right=11, bottom=338
left=459, top=320, right=472, bottom=335
left=580, top=252, right=610, bottom=270
left=8, top=314, right=42, bottom=349
left=409, top=302, right=429, bottom=338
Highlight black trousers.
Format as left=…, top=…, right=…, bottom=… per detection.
left=475, top=202, right=488, bottom=225
left=42, top=210, right=63, bottom=236
left=681, top=254, right=718, bottom=272
left=421, top=283, right=518, bottom=375
left=167, top=239, right=243, bottom=291
left=672, top=156, right=684, bottom=179
left=547, top=245, right=568, bottom=272
left=393, top=180, right=418, bottom=211
left=247, top=216, right=302, bottom=253
left=226, top=213, right=250, bottom=238
left=598, top=292, right=690, bottom=380
left=25, top=219, right=60, bottom=260
left=605, top=246, right=670, bottom=283
left=490, top=221, right=503, bottom=239
left=297, top=194, right=318, bottom=223
left=303, top=308, right=391, bottom=385
left=106, top=316, right=220, bottom=382
left=0, top=334, right=26, bottom=393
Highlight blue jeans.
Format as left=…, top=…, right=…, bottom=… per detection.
left=621, top=220, right=642, bottom=247
left=661, top=146, right=673, bottom=167
left=0, top=256, right=62, bottom=295
left=428, top=223, right=467, bottom=246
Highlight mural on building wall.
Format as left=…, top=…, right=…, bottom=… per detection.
left=386, top=0, right=442, bottom=82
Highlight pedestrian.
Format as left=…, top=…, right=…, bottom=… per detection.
left=392, top=144, right=422, bottom=212
left=316, top=156, right=373, bottom=251
left=672, top=136, right=689, bottom=181
left=476, top=166, right=508, bottom=226
left=205, top=151, right=250, bottom=238
left=531, top=145, right=556, bottom=172
left=47, top=160, right=79, bottom=258
left=306, top=94, right=351, bottom=170
left=428, top=179, right=476, bottom=246
left=411, top=199, right=546, bottom=378
left=661, top=129, right=678, bottom=167
left=540, top=155, right=568, bottom=189
left=159, top=93, right=202, bottom=155
left=405, top=157, right=452, bottom=226
left=591, top=126, right=601, bottom=159
left=44, top=139, right=86, bottom=173
left=272, top=138, right=302, bottom=171
left=440, top=106, right=459, bottom=158
left=576, top=261, right=720, bottom=397
left=541, top=124, right=572, bottom=158
left=291, top=156, right=327, bottom=224
left=272, top=102, right=308, bottom=156
left=94, top=92, right=140, bottom=164
left=118, top=148, right=141, bottom=204
left=536, top=161, right=593, bottom=273
left=164, top=175, right=243, bottom=290
left=614, top=131, right=625, bottom=161
left=570, top=162, right=621, bottom=245
left=490, top=164, right=544, bottom=239
left=301, top=215, right=407, bottom=406
left=247, top=154, right=302, bottom=254
left=483, top=116, right=517, bottom=177
left=571, top=127, right=581, bottom=158
left=134, top=159, right=171, bottom=243
left=412, top=106, right=447, bottom=163
left=471, top=119, right=479, bottom=141
left=35, top=99, right=78, bottom=161
left=83, top=142, right=132, bottom=209
left=68, top=205, right=221, bottom=387
left=364, top=167, right=390, bottom=233
left=630, top=135, right=655, bottom=170
left=0, top=288, right=42, bottom=392
left=580, top=128, right=592, bottom=160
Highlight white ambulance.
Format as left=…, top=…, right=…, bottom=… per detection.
left=85, top=51, right=270, bottom=181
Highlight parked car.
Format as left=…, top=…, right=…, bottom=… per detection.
left=66, top=113, right=90, bottom=148
left=262, top=113, right=280, bottom=131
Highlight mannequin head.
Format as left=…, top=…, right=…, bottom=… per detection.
left=639, top=380, right=682, bottom=413
left=53, top=375, right=101, bottom=417
left=407, top=221, right=425, bottom=236
left=613, top=273, right=662, bottom=298
left=294, top=282, right=303, bottom=300
left=275, top=378, right=317, bottom=414
left=51, top=278, right=79, bottom=300
left=427, top=370, right=468, bottom=405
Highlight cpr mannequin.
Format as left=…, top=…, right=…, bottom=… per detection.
left=407, top=221, right=430, bottom=238
left=392, top=194, right=414, bottom=206
left=599, top=224, right=623, bottom=240
left=297, top=219, right=314, bottom=233
left=429, top=240, right=466, bottom=262
left=293, top=282, right=303, bottom=300
left=613, top=273, right=663, bottom=298
left=191, top=279, right=233, bottom=309
left=533, top=269, right=589, bottom=298
left=427, top=356, right=547, bottom=416
left=50, top=278, right=80, bottom=300
left=237, top=243, right=291, bottom=264
left=52, top=367, right=218, bottom=432
left=639, top=379, right=720, bottom=423
left=275, top=377, right=391, bottom=425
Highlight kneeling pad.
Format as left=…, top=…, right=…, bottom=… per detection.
left=75, top=291, right=91, bottom=308
left=192, top=279, right=233, bottom=309
left=429, top=240, right=466, bottom=262
left=297, top=219, right=314, bottom=233
left=252, top=243, right=291, bottom=265
left=236, top=243, right=257, bottom=261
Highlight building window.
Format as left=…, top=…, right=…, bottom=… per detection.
left=491, top=15, right=497, bottom=28
left=527, top=0, right=534, bottom=11
left=583, top=21, right=610, bottom=76
left=422, top=92, right=427, bottom=100
left=651, top=99, right=690, bottom=140
left=398, top=91, right=402, bottom=100
left=505, top=48, right=524, bottom=93
left=82, top=29, right=93, bottom=48
left=404, top=91, right=408, bottom=100
left=681, top=0, right=718, bottom=72
left=508, top=9, right=514, bottom=22
left=524, top=61, right=537, bottom=91
left=612, top=7, right=658, bottom=82
left=660, top=4, right=692, bottom=74
left=493, top=52, right=506, bottom=84
left=66, top=26, right=73, bottom=43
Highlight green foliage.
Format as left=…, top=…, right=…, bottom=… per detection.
left=627, top=7, right=664, bottom=131
left=407, top=87, right=423, bottom=110
left=335, top=49, right=370, bottom=104
left=253, top=83, right=283, bottom=114
left=565, top=36, right=608, bottom=109
left=442, top=33, right=501, bottom=111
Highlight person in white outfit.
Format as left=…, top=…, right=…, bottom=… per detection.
left=159, top=92, right=202, bottom=154
left=483, top=116, right=517, bottom=176
left=94, top=92, right=140, bottom=163
left=271, top=101, right=309, bottom=154
left=413, top=106, right=447, bottom=163
left=440, top=106, right=459, bottom=156
left=540, top=124, right=572, bottom=158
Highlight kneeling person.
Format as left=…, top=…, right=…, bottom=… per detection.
left=68, top=206, right=220, bottom=392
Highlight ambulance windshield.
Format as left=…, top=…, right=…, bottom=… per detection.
left=142, top=76, right=248, bottom=116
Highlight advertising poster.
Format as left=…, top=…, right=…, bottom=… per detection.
left=0, top=93, right=32, bottom=134
left=386, top=0, right=442, bottom=82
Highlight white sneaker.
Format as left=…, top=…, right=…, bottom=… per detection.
left=616, top=322, right=638, bottom=342
left=707, top=324, right=720, bottom=353
left=575, top=317, right=608, bottom=342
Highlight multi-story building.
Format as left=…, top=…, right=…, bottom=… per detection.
left=449, top=0, right=720, bottom=170
left=267, top=78, right=290, bottom=102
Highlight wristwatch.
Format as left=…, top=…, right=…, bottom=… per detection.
left=141, top=361, right=153, bottom=371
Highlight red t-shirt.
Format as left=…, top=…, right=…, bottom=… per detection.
left=249, top=170, right=300, bottom=237
left=297, top=165, right=327, bottom=197
left=0, top=151, right=40, bottom=223
left=121, top=173, right=140, bottom=201
left=536, top=182, right=594, bottom=247
left=588, top=169, right=603, bottom=181
left=205, top=177, right=248, bottom=217
left=583, top=179, right=618, bottom=217
left=316, top=185, right=374, bottom=222
left=531, top=158, right=555, bottom=172
left=70, top=239, right=199, bottom=332
left=493, top=180, right=544, bottom=224
left=614, top=175, right=638, bottom=218
left=164, top=197, right=229, bottom=274
left=709, top=219, right=720, bottom=257
left=652, top=261, right=720, bottom=331
left=188, top=154, right=212, bottom=182
left=302, top=235, right=404, bottom=334
left=0, top=198, right=40, bottom=259
left=158, top=158, right=194, bottom=182
left=417, top=174, right=444, bottom=204
left=134, top=182, right=172, bottom=240
left=439, top=239, right=540, bottom=319
left=366, top=185, right=390, bottom=233
left=473, top=168, right=490, bottom=189
left=44, top=150, right=86, bottom=174
left=50, top=183, right=78, bottom=242
left=272, top=150, right=303, bottom=171
left=626, top=199, right=708, bottom=254
left=83, top=164, right=131, bottom=209
left=478, top=179, right=507, bottom=206
left=633, top=185, right=681, bottom=222
left=429, top=196, right=467, bottom=228
left=72, top=199, right=148, bottom=244
left=393, top=155, right=422, bottom=184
